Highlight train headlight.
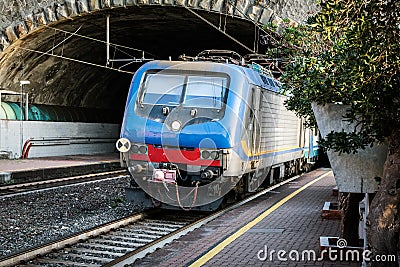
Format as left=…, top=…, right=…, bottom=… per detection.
left=201, top=149, right=220, bottom=160
left=138, top=145, right=148, bottom=154
left=171, top=120, right=182, bottom=131
left=116, top=138, right=131, bottom=153
left=210, top=151, right=219, bottom=160
left=129, top=143, right=148, bottom=154
left=201, top=150, right=210, bottom=159
left=131, top=145, right=139, bottom=153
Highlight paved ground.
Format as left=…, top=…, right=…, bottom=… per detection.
left=131, top=169, right=361, bottom=266
left=0, top=153, right=119, bottom=172
left=0, top=153, right=121, bottom=184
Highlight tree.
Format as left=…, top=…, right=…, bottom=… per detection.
left=269, top=0, right=400, bottom=265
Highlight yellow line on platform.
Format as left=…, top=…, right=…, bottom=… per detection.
left=188, top=170, right=333, bottom=267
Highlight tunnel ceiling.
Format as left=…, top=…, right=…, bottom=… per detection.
left=0, top=6, right=268, bottom=119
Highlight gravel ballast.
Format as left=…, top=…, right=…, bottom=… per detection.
left=0, top=176, right=141, bottom=258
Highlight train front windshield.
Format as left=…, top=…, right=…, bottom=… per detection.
left=140, top=71, right=229, bottom=109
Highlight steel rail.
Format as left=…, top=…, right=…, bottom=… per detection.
left=105, top=171, right=326, bottom=266
left=0, top=169, right=331, bottom=267
left=0, top=170, right=128, bottom=198
left=0, top=212, right=148, bottom=267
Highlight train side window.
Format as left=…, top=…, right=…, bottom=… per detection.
left=260, top=75, right=269, bottom=86
left=267, top=78, right=276, bottom=87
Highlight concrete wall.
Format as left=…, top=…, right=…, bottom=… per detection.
left=0, top=120, right=120, bottom=158
left=312, top=103, right=387, bottom=193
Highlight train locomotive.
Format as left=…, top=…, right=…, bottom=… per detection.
left=116, top=51, right=319, bottom=211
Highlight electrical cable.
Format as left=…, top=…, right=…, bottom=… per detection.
left=34, top=25, right=82, bottom=62
left=18, top=46, right=135, bottom=74
left=184, top=6, right=254, bottom=53
left=0, top=10, right=155, bottom=58
left=224, top=0, right=284, bottom=47
left=42, top=24, right=156, bottom=57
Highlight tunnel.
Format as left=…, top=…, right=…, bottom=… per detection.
left=0, top=1, right=318, bottom=123
left=0, top=1, right=318, bottom=158
left=0, top=6, right=270, bottom=122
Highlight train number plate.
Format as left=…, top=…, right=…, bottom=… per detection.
left=151, top=169, right=176, bottom=184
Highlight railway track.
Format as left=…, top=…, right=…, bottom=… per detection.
left=0, top=170, right=129, bottom=198
left=0, top=209, right=207, bottom=267
left=0, top=170, right=325, bottom=267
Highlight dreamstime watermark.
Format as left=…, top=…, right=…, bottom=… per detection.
left=257, top=238, right=397, bottom=263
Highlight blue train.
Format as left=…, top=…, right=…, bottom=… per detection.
left=117, top=51, right=318, bottom=211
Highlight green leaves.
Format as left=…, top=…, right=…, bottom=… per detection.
left=269, top=0, right=400, bottom=153
left=318, top=129, right=376, bottom=154
left=263, top=22, right=278, bottom=32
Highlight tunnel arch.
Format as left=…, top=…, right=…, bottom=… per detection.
left=0, top=0, right=318, bottom=122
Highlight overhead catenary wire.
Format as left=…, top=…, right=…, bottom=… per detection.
left=215, top=1, right=296, bottom=72
left=41, top=24, right=156, bottom=57
left=51, top=25, right=154, bottom=68
left=224, top=0, right=284, bottom=48
left=0, top=10, right=151, bottom=74
left=0, top=10, right=155, bottom=58
left=1, top=6, right=290, bottom=69
left=183, top=3, right=286, bottom=55
left=0, top=4, right=287, bottom=57
left=184, top=6, right=254, bottom=53
left=0, top=6, right=283, bottom=58
left=35, top=25, right=82, bottom=62
left=18, top=46, right=135, bottom=74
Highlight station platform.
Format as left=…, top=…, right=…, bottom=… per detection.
left=132, top=169, right=360, bottom=266
left=0, top=153, right=121, bottom=184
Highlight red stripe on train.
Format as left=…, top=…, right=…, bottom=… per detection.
left=129, top=145, right=220, bottom=166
